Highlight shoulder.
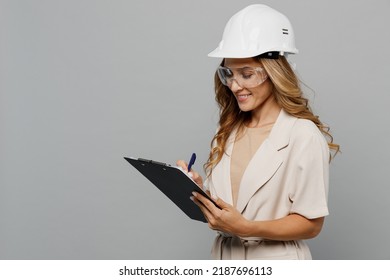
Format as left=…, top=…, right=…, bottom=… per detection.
left=290, top=118, right=323, bottom=139
left=270, top=110, right=327, bottom=151
left=289, top=119, right=329, bottom=159
left=276, top=111, right=325, bottom=142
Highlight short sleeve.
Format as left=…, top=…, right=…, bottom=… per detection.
left=288, top=127, right=330, bottom=219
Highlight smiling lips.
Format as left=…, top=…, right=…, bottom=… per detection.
left=236, top=93, right=252, bottom=102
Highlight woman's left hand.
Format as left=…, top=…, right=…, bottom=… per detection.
left=191, top=192, right=249, bottom=237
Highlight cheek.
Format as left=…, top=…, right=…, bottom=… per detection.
left=252, top=85, right=273, bottom=99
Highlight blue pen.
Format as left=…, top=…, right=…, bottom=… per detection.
left=187, top=153, right=196, bottom=172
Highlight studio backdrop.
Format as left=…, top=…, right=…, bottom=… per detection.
left=1, top=0, right=390, bottom=259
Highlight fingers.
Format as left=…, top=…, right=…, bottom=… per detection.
left=177, top=159, right=204, bottom=187
left=191, top=192, right=224, bottom=230
left=189, top=170, right=204, bottom=187
left=192, top=192, right=246, bottom=235
left=194, top=191, right=225, bottom=208
left=191, top=195, right=212, bottom=222
left=176, top=159, right=188, bottom=170
left=212, top=196, right=230, bottom=209
left=192, top=191, right=220, bottom=217
left=192, top=194, right=222, bottom=230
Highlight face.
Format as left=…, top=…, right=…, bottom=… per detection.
left=223, top=58, right=274, bottom=113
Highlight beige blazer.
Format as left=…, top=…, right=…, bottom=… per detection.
left=207, top=109, right=330, bottom=260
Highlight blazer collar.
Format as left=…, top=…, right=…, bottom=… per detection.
left=267, top=108, right=297, bottom=151
left=211, top=109, right=298, bottom=213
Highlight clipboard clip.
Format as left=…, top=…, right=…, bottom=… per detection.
left=138, top=158, right=171, bottom=167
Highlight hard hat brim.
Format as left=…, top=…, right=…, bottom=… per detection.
left=207, top=48, right=298, bottom=58
left=207, top=48, right=263, bottom=58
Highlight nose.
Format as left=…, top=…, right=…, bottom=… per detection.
left=229, top=79, right=243, bottom=92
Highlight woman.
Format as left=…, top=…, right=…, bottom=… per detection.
left=178, top=4, right=339, bottom=260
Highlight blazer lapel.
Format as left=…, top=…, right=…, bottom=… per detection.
left=235, top=139, right=282, bottom=213
left=210, top=129, right=236, bottom=205
left=236, top=109, right=297, bottom=213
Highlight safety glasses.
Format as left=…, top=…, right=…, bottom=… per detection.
left=216, top=66, right=268, bottom=88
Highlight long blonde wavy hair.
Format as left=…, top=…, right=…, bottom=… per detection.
left=204, top=55, right=339, bottom=177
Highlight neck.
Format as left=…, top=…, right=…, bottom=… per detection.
left=247, top=96, right=281, bottom=128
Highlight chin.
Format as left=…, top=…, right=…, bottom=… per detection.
left=238, top=104, right=254, bottom=112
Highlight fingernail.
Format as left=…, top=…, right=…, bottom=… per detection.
left=190, top=196, right=194, bottom=201
left=188, top=172, right=193, bottom=178
left=192, top=191, right=197, bottom=197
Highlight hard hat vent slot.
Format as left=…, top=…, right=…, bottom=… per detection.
left=282, top=28, right=289, bottom=35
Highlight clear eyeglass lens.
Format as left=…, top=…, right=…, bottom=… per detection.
left=217, top=66, right=266, bottom=88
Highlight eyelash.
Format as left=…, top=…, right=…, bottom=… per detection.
left=242, top=73, right=253, bottom=79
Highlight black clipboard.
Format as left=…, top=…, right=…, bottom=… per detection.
left=124, top=157, right=220, bottom=223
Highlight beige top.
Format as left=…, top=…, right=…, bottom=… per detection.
left=207, top=110, right=330, bottom=259
left=230, top=124, right=273, bottom=206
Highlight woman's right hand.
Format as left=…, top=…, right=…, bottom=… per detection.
left=176, top=159, right=204, bottom=188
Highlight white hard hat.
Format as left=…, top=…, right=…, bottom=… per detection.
left=208, top=4, right=298, bottom=58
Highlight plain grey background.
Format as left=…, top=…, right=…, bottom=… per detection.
left=1, top=0, right=389, bottom=259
